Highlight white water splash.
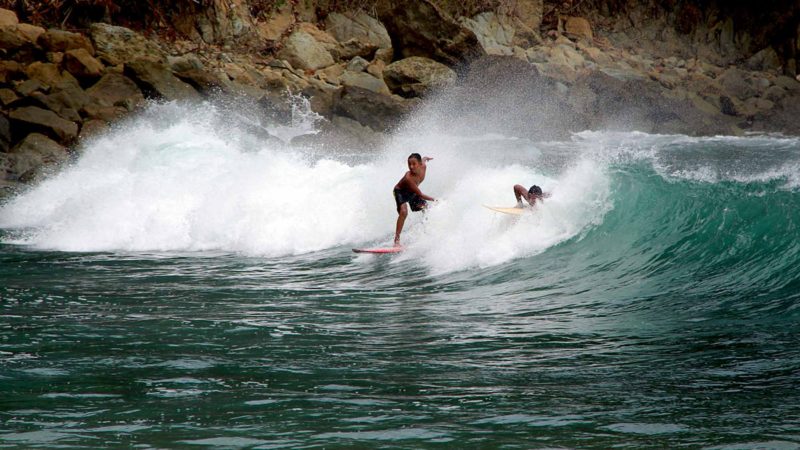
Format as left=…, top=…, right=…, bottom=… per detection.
left=1, top=100, right=614, bottom=273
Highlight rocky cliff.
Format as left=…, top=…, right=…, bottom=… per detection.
left=1, top=1, right=799, bottom=193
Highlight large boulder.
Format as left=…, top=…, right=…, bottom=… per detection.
left=377, top=0, right=485, bottom=65
left=6, top=133, right=67, bottom=181
left=0, top=8, right=18, bottom=27
left=0, top=60, right=23, bottom=84
left=30, top=91, right=82, bottom=122
left=63, top=48, right=104, bottom=80
left=565, top=17, right=593, bottom=41
left=86, top=73, right=144, bottom=108
left=0, top=25, right=28, bottom=49
left=752, top=94, right=800, bottom=134
left=717, top=67, right=757, bottom=100
left=124, top=58, right=200, bottom=101
left=173, top=68, right=225, bottom=94
left=383, top=56, right=456, bottom=97
left=38, top=29, right=94, bottom=54
left=0, top=88, right=18, bottom=106
left=0, top=25, right=42, bottom=61
left=333, top=86, right=417, bottom=132
left=571, top=70, right=738, bottom=135
left=90, top=23, right=167, bottom=66
left=15, top=23, right=45, bottom=44
left=460, top=12, right=515, bottom=55
left=333, top=38, right=379, bottom=61
left=340, top=70, right=390, bottom=95
left=25, top=62, right=64, bottom=88
left=745, top=47, right=781, bottom=72
left=9, top=106, right=78, bottom=142
left=325, top=12, right=391, bottom=51
left=277, top=30, right=335, bottom=71
left=169, top=0, right=257, bottom=45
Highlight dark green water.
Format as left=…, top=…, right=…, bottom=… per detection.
left=2, top=124, right=800, bottom=448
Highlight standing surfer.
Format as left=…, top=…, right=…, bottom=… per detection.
left=393, top=153, right=434, bottom=246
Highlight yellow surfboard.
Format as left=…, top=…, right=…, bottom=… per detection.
left=483, top=205, right=527, bottom=215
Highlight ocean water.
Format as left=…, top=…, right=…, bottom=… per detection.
left=1, top=101, right=800, bottom=449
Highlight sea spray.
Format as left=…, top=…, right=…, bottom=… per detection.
left=2, top=99, right=799, bottom=278
left=0, top=100, right=610, bottom=269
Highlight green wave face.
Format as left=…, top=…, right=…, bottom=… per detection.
left=526, top=134, right=800, bottom=326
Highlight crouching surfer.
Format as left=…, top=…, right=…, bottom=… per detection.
left=513, top=184, right=547, bottom=207
left=394, top=153, right=435, bottom=246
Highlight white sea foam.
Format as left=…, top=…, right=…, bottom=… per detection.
left=0, top=101, right=611, bottom=272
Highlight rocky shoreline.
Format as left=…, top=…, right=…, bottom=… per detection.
left=1, top=1, right=799, bottom=194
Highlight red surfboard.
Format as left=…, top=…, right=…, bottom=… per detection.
left=352, top=246, right=404, bottom=254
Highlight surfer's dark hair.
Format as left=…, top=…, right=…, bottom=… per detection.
left=408, top=153, right=422, bottom=162
left=529, top=185, right=543, bottom=196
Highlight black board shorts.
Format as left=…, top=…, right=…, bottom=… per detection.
left=393, top=187, right=427, bottom=212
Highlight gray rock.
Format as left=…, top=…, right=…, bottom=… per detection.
left=340, top=70, right=390, bottom=95
left=0, top=60, right=23, bottom=84
left=572, top=70, right=737, bottom=135
left=38, top=29, right=94, bottom=54
left=78, top=119, right=107, bottom=140
left=124, top=58, right=201, bottom=101
left=325, top=11, right=391, bottom=50
left=333, top=86, right=417, bottom=132
left=717, top=67, right=756, bottom=100
left=9, top=106, right=78, bottom=142
left=25, top=62, right=81, bottom=91
left=30, top=91, right=82, bottom=122
left=82, top=104, right=127, bottom=122
left=14, top=79, right=45, bottom=96
left=90, top=23, right=167, bottom=66
left=7, top=133, right=67, bottom=182
left=774, top=75, right=800, bottom=91
left=300, top=78, right=339, bottom=118
left=377, top=0, right=485, bottom=65
left=0, top=88, right=18, bottom=106
left=332, top=38, right=379, bottom=61
left=278, top=31, right=334, bottom=71
left=291, top=115, right=386, bottom=151
left=745, top=47, right=781, bottom=72
left=598, top=67, right=648, bottom=82
left=764, top=85, right=787, bottom=102
left=0, top=25, right=29, bottom=49
left=754, top=95, right=800, bottom=134
left=383, top=56, right=457, bottom=97
left=0, top=8, right=18, bottom=27
left=173, top=68, right=225, bottom=94
left=168, top=54, right=204, bottom=73
left=461, top=12, right=515, bottom=55
left=346, top=56, right=369, bottom=73
left=0, top=26, right=40, bottom=62
left=63, top=48, right=104, bottom=80
left=86, top=73, right=145, bottom=108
